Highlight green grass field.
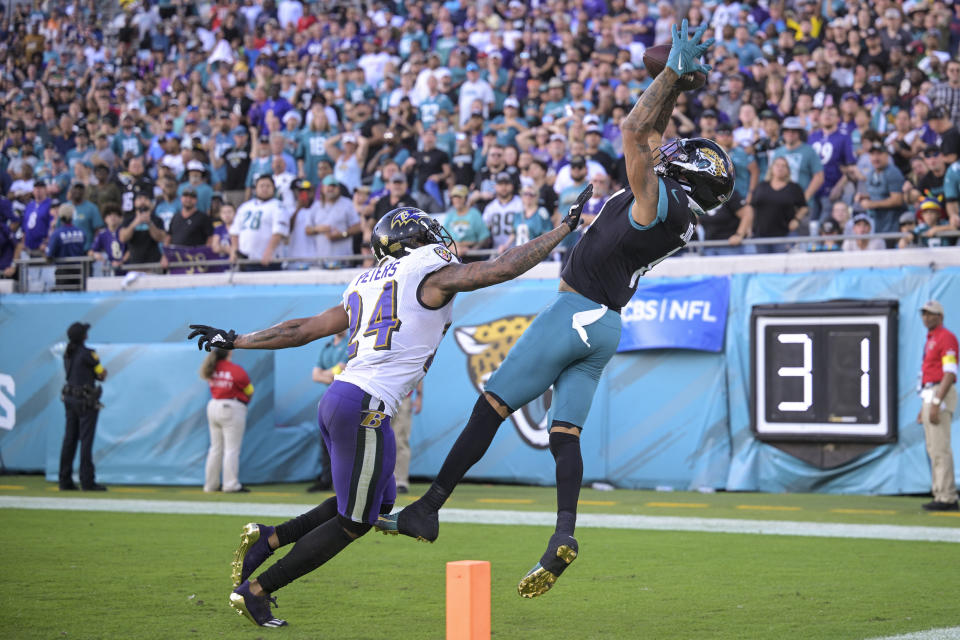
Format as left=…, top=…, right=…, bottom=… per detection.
left=3, top=476, right=960, bottom=640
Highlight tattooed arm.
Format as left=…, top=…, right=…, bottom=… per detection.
left=233, top=304, right=350, bottom=350
left=620, top=68, right=682, bottom=227
left=420, top=224, right=571, bottom=307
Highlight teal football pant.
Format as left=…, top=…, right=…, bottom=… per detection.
left=485, top=291, right=621, bottom=429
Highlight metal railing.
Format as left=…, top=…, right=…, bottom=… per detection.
left=4, top=230, right=957, bottom=293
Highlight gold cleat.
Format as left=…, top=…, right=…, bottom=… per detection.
left=517, top=544, right=577, bottom=598
left=231, top=523, right=262, bottom=587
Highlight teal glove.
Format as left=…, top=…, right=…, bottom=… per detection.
left=665, top=19, right=714, bottom=77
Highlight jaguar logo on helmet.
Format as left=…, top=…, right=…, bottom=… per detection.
left=655, top=137, right=735, bottom=212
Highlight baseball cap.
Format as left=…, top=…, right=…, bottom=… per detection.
left=701, top=109, right=719, bottom=119
left=921, top=300, right=945, bottom=315
left=930, top=107, right=948, bottom=120
left=852, top=213, right=872, bottom=225
left=716, top=122, right=734, bottom=133
left=33, top=179, right=47, bottom=187
left=548, top=77, right=564, bottom=89
left=504, top=96, right=520, bottom=108
left=787, top=61, right=805, bottom=73
left=759, top=109, right=779, bottom=121
left=186, top=160, right=205, bottom=173
left=841, top=91, right=861, bottom=104
left=321, top=175, right=339, bottom=186
left=67, top=322, right=90, bottom=343
left=900, top=211, right=917, bottom=225
left=569, top=155, right=586, bottom=168
left=450, top=184, right=469, bottom=198
left=820, top=218, right=840, bottom=234
left=585, top=124, right=603, bottom=134
left=782, top=116, right=805, bottom=131
left=342, top=133, right=358, bottom=144
left=868, top=140, right=887, bottom=153
left=923, top=145, right=942, bottom=157
left=389, top=173, right=407, bottom=183
left=181, top=186, right=198, bottom=196
left=465, top=62, right=479, bottom=72
left=549, top=133, right=566, bottom=143
left=495, top=171, right=513, bottom=183
left=232, top=126, right=249, bottom=137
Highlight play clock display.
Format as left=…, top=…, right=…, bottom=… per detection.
left=751, top=300, right=898, bottom=442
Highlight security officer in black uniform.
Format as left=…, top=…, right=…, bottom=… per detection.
left=59, top=322, right=108, bottom=491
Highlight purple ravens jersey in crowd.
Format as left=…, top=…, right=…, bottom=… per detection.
left=560, top=177, right=697, bottom=312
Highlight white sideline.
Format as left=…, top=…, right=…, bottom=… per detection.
left=866, top=629, right=960, bottom=640
left=3, top=497, right=960, bottom=543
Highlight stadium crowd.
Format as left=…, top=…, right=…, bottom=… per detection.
left=1, top=0, right=959, bottom=281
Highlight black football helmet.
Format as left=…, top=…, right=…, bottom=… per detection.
left=372, top=207, right=457, bottom=262
left=654, top=137, right=735, bottom=214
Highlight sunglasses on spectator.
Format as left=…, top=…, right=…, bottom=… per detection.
left=522, top=191, right=537, bottom=196
left=136, top=207, right=151, bottom=213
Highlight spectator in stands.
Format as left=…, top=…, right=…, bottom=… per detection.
left=22, top=180, right=53, bottom=256
left=482, top=172, right=523, bottom=253
left=751, top=156, right=808, bottom=254
left=898, top=212, right=920, bottom=249
left=907, top=146, right=948, bottom=206
left=772, top=116, right=824, bottom=228
left=855, top=140, right=906, bottom=237
left=501, top=183, right=553, bottom=253
left=443, top=184, right=490, bottom=260
left=120, top=188, right=166, bottom=269
left=373, top=173, right=418, bottom=222
left=89, top=206, right=127, bottom=272
left=285, top=180, right=321, bottom=270
left=715, top=123, right=757, bottom=205
left=65, top=183, right=103, bottom=253
left=167, top=186, right=216, bottom=249
left=309, top=176, right=362, bottom=269
left=914, top=198, right=955, bottom=248
left=928, top=108, right=960, bottom=165
left=403, top=128, right=451, bottom=211
left=179, top=161, right=214, bottom=215
left=809, top=105, right=856, bottom=231
left=810, top=217, right=843, bottom=252
left=231, top=174, right=290, bottom=272
left=928, top=59, right=960, bottom=129
left=843, top=214, right=886, bottom=252
left=699, top=193, right=754, bottom=257
left=326, top=132, right=365, bottom=194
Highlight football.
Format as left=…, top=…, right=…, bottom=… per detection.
left=642, top=44, right=707, bottom=91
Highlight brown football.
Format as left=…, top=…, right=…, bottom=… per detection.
left=642, top=44, right=707, bottom=91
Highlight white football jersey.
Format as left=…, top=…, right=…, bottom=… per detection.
left=336, top=243, right=458, bottom=415
left=231, top=198, right=290, bottom=260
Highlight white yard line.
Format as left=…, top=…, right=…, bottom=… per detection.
left=866, top=628, right=960, bottom=640
left=3, top=496, right=960, bottom=543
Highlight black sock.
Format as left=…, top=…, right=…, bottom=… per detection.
left=422, top=395, right=505, bottom=511
left=549, top=430, right=583, bottom=536
left=257, top=517, right=359, bottom=593
left=275, top=497, right=338, bottom=547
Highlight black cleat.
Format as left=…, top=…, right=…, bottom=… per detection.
left=517, top=533, right=578, bottom=598
left=229, top=581, right=288, bottom=628
left=374, top=500, right=439, bottom=542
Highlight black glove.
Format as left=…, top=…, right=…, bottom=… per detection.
left=562, top=184, right=594, bottom=231
left=187, top=324, right=238, bottom=351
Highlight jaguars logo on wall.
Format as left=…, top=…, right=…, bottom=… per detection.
left=454, top=315, right=552, bottom=449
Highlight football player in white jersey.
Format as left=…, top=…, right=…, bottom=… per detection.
left=230, top=173, right=290, bottom=270
left=187, top=190, right=592, bottom=628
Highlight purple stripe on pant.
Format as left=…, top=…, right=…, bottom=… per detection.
left=319, top=381, right=397, bottom=524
